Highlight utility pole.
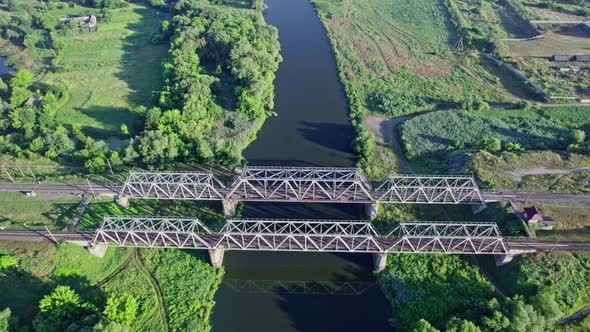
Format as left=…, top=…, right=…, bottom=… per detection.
left=44, top=226, right=58, bottom=244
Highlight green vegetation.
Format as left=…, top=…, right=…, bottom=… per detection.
left=378, top=254, right=569, bottom=331
left=310, top=0, right=507, bottom=164
left=485, top=251, right=590, bottom=317
left=0, top=0, right=167, bottom=170
left=0, top=241, right=222, bottom=331
left=125, top=0, right=281, bottom=167
left=399, top=106, right=590, bottom=172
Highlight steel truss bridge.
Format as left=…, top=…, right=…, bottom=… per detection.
left=92, top=217, right=508, bottom=255
left=120, top=166, right=484, bottom=205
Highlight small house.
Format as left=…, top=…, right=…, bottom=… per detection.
left=523, top=206, right=543, bottom=223
left=523, top=206, right=556, bottom=230
left=574, top=55, right=590, bottom=62
left=553, top=55, right=572, bottom=62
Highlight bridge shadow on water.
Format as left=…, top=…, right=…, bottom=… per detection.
left=242, top=201, right=365, bottom=220
left=214, top=250, right=393, bottom=332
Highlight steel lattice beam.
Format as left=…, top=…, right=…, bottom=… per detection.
left=92, top=216, right=216, bottom=249
left=226, top=167, right=373, bottom=202
left=375, top=175, right=483, bottom=204
left=121, top=172, right=226, bottom=200
left=119, top=168, right=484, bottom=205
left=92, top=217, right=507, bottom=255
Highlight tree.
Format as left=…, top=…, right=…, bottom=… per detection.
left=571, top=130, right=586, bottom=144
left=125, top=130, right=178, bottom=166
left=85, top=156, right=107, bottom=174
left=0, top=308, right=11, bottom=332
left=43, top=126, right=75, bottom=158
left=150, top=0, right=166, bottom=7
left=445, top=317, right=481, bottom=332
left=10, top=70, right=33, bottom=90
left=480, top=137, right=501, bottom=152
left=120, top=124, right=129, bottom=136
left=103, top=293, right=138, bottom=326
left=413, top=319, right=440, bottom=332
left=38, top=286, right=83, bottom=319
left=0, top=255, right=16, bottom=270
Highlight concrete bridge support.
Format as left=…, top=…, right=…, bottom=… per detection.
left=365, top=203, right=379, bottom=220
left=494, top=254, right=513, bottom=267
left=222, top=199, right=239, bottom=216
left=208, top=248, right=225, bottom=269
left=88, top=244, right=108, bottom=258
left=373, top=253, right=388, bottom=271
left=115, top=195, right=130, bottom=208
left=495, top=248, right=536, bottom=266
left=472, top=203, right=487, bottom=215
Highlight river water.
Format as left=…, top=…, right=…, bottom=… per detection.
left=210, top=0, right=392, bottom=331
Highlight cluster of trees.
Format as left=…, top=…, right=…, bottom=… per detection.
left=125, top=0, right=281, bottom=167
left=0, top=256, right=138, bottom=331
left=0, top=70, right=123, bottom=172
left=378, top=255, right=565, bottom=332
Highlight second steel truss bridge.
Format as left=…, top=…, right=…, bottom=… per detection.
left=92, top=217, right=508, bottom=255
left=118, top=167, right=485, bottom=214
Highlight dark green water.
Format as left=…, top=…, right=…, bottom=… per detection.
left=0, top=57, right=14, bottom=76
left=210, top=0, right=392, bottom=331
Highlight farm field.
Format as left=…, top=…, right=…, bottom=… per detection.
left=507, top=26, right=590, bottom=57
left=0, top=241, right=222, bottom=331
left=310, top=0, right=505, bottom=119
left=43, top=3, right=168, bottom=142
left=518, top=0, right=590, bottom=21
left=0, top=193, right=80, bottom=230
left=398, top=106, right=590, bottom=172
left=533, top=205, right=590, bottom=242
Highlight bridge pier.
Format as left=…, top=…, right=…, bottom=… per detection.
left=208, top=248, right=225, bottom=269
left=222, top=199, right=239, bottom=216
left=115, top=195, right=129, bottom=209
left=494, top=254, right=513, bottom=266
left=472, top=203, right=487, bottom=214
left=372, top=253, right=388, bottom=271
left=365, top=203, right=379, bottom=220
left=88, top=244, right=108, bottom=258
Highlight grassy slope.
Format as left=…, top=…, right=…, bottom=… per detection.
left=44, top=3, right=168, bottom=141
left=311, top=0, right=504, bottom=117
left=399, top=106, right=590, bottom=171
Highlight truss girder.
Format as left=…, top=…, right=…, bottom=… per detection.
left=226, top=167, right=373, bottom=202
left=121, top=172, right=226, bottom=200
left=375, top=175, right=484, bottom=204
left=92, top=217, right=507, bottom=255
left=120, top=169, right=484, bottom=204
left=92, top=216, right=216, bottom=249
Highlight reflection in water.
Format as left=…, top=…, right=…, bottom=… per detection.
left=0, top=57, right=14, bottom=76
left=210, top=0, right=392, bottom=330
left=224, top=279, right=375, bottom=296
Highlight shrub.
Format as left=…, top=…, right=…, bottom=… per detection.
left=103, top=293, right=138, bottom=326
left=0, top=255, right=17, bottom=270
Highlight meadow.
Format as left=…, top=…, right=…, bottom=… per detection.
left=311, top=0, right=504, bottom=119
left=43, top=3, right=169, bottom=142
left=399, top=106, right=590, bottom=171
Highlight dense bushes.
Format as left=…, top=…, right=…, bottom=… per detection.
left=400, top=108, right=590, bottom=161
left=378, top=255, right=567, bottom=332
left=125, top=0, right=281, bottom=167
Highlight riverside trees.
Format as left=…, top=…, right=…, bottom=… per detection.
left=125, top=0, right=281, bottom=167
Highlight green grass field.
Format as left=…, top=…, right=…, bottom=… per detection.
left=0, top=193, right=81, bottom=230
left=310, top=0, right=505, bottom=118
left=44, top=3, right=168, bottom=141
left=399, top=106, right=590, bottom=171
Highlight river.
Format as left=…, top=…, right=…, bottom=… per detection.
left=210, top=0, right=392, bottom=331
